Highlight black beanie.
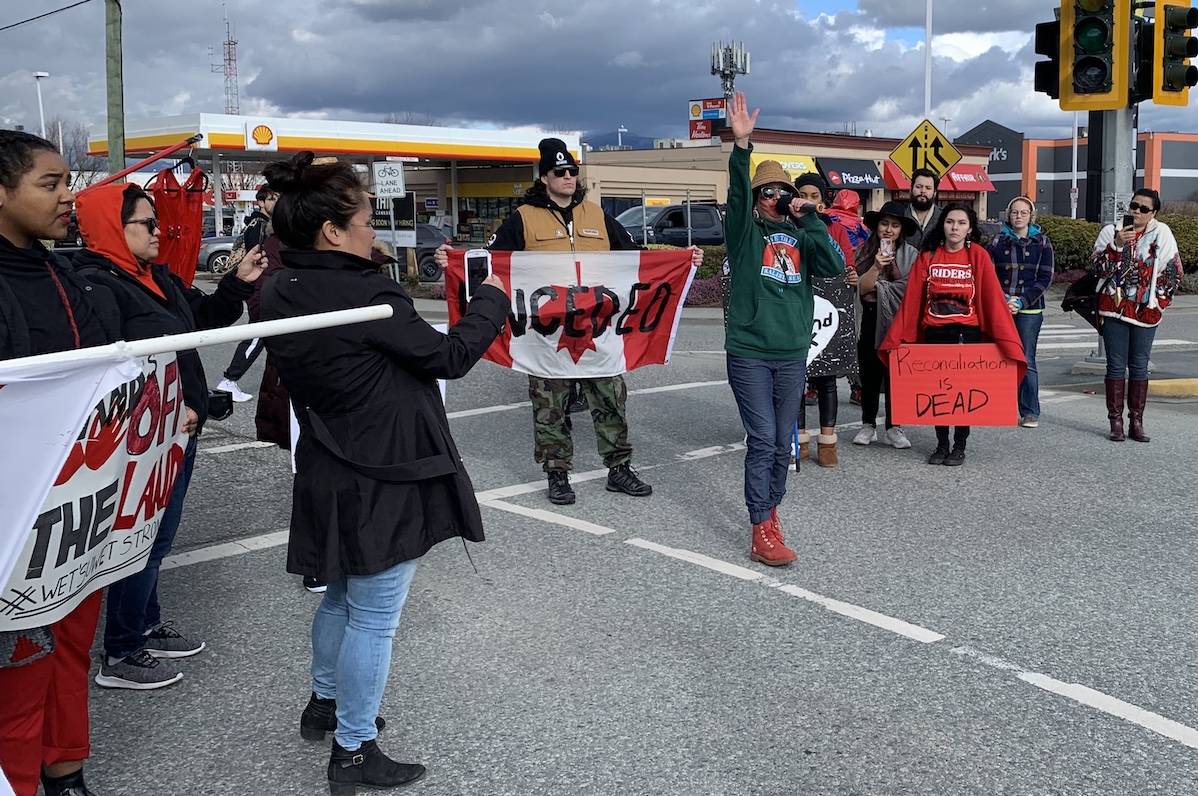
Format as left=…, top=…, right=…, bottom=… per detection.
left=538, top=138, right=578, bottom=174
left=793, top=172, right=828, bottom=195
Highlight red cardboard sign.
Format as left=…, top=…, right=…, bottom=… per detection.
left=889, top=343, right=1019, bottom=426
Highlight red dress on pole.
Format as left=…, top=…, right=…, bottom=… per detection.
left=150, top=167, right=207, bottom=286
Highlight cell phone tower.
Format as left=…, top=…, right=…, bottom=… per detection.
left=211, top=5, right=239, bottom=115
left=711, top=41, right=750, bottom=101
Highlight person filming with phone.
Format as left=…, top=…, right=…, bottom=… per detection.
left=1090, top=189, right=1182, bottom=443
left=435, top=137, right=703, bottom=507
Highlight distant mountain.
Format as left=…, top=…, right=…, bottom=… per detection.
left=582, top=129, right=658, bottom=150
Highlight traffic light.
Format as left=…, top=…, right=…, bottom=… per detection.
left=1034, top=19, right=1062, bottom=99
left=1060, top=0, right=1133, bottom=111
left=1131, top=15, right=1156, bottom=104
left=1154, top=0, right=1198, bottom=105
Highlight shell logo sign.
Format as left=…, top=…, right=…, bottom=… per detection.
left=244, top=120, right=279, bottom=151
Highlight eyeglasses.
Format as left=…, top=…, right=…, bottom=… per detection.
left=760, top=187, right=792, bottom=199
left=552, top=167, right=579, bottom=178
left=124, top=218, right=158, bottom=234
left=1128, top=201, right=1155, bottom=213
left=1009, top=208, right=1032, bottom=216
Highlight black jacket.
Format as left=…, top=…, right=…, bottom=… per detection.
left=259, top=248, right=507, bottom=579
left=0, top=236, right=117, bottom=359
left=487, top=190, right=640, bottom=251
left=74, top=250, right=253, bottom=429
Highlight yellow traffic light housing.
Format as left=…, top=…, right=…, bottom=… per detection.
left=1060, top=0, right=1133, bottom=110
left=1154, top=0, right=1198, bottom=105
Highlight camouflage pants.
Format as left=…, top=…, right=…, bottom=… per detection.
left=528, top=375, right=632, bottom=472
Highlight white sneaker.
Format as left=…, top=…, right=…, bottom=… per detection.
left=852, top=425, right=877, bottom=446
left=884, top=427, right=912, bottom=449
left=217, top=378, right=253, bottom=402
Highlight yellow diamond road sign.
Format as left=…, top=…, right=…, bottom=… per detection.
left=889, top=119, right=962, bottom=180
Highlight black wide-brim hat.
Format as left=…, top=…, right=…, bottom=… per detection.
left=864, top=200, right=919, bottom=238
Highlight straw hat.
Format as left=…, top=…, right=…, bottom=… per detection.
left=751, top=160, right=792, bottom=191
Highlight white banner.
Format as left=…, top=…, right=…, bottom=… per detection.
left=0, top=353, right=187, bottom=631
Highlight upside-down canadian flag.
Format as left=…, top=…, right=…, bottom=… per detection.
left=445, top=249, right=696, bottom=379
left=0, top=352, right=186, bottom=632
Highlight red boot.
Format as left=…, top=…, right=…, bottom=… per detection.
left=750, top=519, right=796, bottom=566
left=769, top=507, right=786, bottom=545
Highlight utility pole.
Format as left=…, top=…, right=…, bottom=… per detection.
left=711, top=41, right=750, bottom=102
left=924, top=0, right=934, bottom=116
left=104, top=0, right=125, bottom=177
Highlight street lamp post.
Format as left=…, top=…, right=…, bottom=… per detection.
left=33, top=71, right=49, bottom=139
left=617, top=125, right=628, bottom=148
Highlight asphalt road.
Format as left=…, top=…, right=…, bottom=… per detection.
left=82, top=297, right=1198, bottom=795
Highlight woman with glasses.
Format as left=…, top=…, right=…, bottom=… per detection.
left=1091, top=189, right=1183, bottom=442
left=723, top=92, right=844, bottom=566
left=74, top=184, right=265, bottom=690
left=986, top=196, right=1055, bottom=429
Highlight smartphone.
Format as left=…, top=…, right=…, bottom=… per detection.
left=1121, top=213, right=1134, bottom=230
left=879, top=238, right=895, bottom=258
left=464, top=249, right=492, bottom=301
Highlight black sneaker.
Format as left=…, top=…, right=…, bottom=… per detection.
left=547, top=471, right=575, bottom=505
left=944, top=446, right=966, bottom=466
left=94, top=649, right=183, bottom=690
left=606, top=463, right=652, bottom=497
left=41, top=768, right=97, bottom=796
left=143, top=621, right=205, bottom=659
left=927, top=446, right=950, bottom=466
left=328, top=739, right=425, bottom=795
left=300, top=692, right=386, bottom=741
left=304, top=576, right=327, bottom=593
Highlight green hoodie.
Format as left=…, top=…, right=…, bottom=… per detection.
left=724, top=145, right=844, bottom=361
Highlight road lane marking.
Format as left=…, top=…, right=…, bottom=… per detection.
left=481, top=500, right=617, bottom=536
left=199, top=440, right=277, bottom=455
left=161, top=530, right=289, bottom=570
left=952, top=645, right=1198, bottom=751
left=447, top=379, right=730, bottom=420
left=625, top=538, right=763, bottom=580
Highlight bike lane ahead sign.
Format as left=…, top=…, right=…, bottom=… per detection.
left=889, top=119, right=961, bottom=180
left=371, top=161, right=407, bottom=198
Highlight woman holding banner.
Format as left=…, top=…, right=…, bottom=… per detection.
left=258, top=152, right=507, bottom=794
left=0, top=132, right=119, bottom=796
left=852, top=201, right=918, bottom=450
left=879, top=204, right=1025, bottom=466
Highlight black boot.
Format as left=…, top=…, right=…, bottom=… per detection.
left=328, top=739, right=425, bottom=795
left=944, top=444, right=966, bottom=466
left=301, top=693, right=386, bottom=741
left=927, top=445, right=949, bottom=465
left=566, top=383, right=588, bottom=414
left=1104, top=377, right=1126, bottom=441
left=546, top=471, right=575, bottom=505
left=41, top=768, right=97, bottom=796
left=606, top=463, right=652, bottom=496
left=1127, top=378, right=1151, bottom=443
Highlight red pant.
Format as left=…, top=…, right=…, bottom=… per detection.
left=0, top=591, right=102, bottom=796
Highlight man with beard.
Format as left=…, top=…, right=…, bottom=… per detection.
left=903, top=167, right=941, bottom=251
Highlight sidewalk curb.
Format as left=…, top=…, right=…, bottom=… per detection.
left=1148, top=378, right=1198, bottom=399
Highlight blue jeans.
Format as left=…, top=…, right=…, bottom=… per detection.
left=311, top=559, right=419, bottom=750
left=104, top=436, right=197, bottom=659
left=1014, top=313, right=1044, bottom=418
left=726, top=355, right=806, bottom=525
left=1102, top=317, right=1157, bottom=380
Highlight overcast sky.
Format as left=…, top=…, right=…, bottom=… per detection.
left=1, top=0, right=1194, bottom=145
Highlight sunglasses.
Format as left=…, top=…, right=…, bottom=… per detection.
left=124, top=218, right=159, bottom=234
left=760, top=187, right=792, bottom=199
left=552, top=167, right=579, bottom=178
left=1128, top=201, right=1155, bottom=213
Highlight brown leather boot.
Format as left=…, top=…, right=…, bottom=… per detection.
left=1127, top=379, right=1150, bottom=443
left=750, top=519, right=796, bottom=566
left=1104, top=378, right=1126, bottom=441
left=817, top=434, right=838, bottom=467
left=794, top=431, right=810, bottom=462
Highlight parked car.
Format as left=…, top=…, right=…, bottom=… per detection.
left=621, top=202, right=725, bottom=246
left=198, top=235, right=236, bottom=273
left=401, top=223, right=452, bottom=282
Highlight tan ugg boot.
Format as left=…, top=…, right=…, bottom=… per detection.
left=793, top=431, right=811, bottom=463
left=817, top=433, right=838, bottom=468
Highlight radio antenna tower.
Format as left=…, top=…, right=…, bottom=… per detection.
left=211, top=6, right=239, bottom=115
left=711, top=41, right=750, bottom=101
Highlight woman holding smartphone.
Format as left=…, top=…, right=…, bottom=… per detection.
left=852, top=201, right=918, bottom=449
left=258, top=152, right=508, bottom=793
left=1090, top=189, right=1182, bottom=442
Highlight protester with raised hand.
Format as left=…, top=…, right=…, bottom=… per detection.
left=879, top=203, right=1025, bottom=466
left=852, top=201, right=918, bottom=450
left=258, top=152, right=507, bottom=794
left=0, top=131, right=119, bottom=796
left=1090, top=189, right=1182, bottom=442
left=723, top=92, right=843, bottom=566
left=987, top=196, right=1055, bottom=429
left=74, top=184, right=264, bottom=691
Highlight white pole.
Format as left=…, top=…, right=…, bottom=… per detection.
left=34, top=74, right=48, bottom=139
left=0, top=305, right=394, bottom=374
left=923, top=0, right=933, bottom=118
left=1070, top=111, right=1079, bottom=219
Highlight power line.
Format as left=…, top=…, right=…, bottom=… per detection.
left=0, top=0, right=96, bottom=34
